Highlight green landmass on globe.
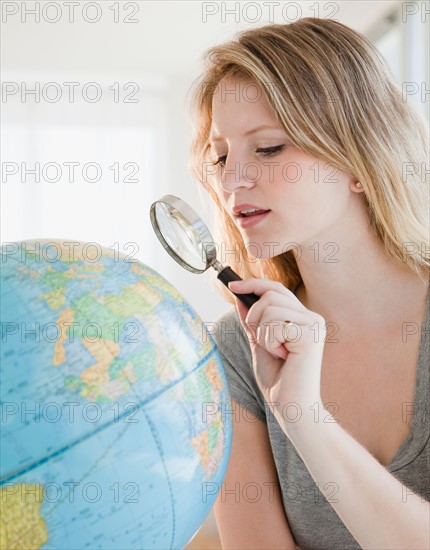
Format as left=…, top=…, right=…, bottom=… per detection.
left=0, top=240, right=232, bottom=549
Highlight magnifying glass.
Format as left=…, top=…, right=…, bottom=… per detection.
left=149, top=194, right=260, bottom=309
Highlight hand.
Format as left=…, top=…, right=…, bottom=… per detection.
left=228, top=278, right=326, bottom=426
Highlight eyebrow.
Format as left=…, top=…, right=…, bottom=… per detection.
left=208, top=124, right=282, bottom=143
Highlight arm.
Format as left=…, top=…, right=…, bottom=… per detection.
left=228, top=277, right=429, bottom=549
left=281, top=407, right=430, bottom=550
left=214, top=400, right=296, bottom=550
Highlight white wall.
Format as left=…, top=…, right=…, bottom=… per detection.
left=1, top=0, right=427, bottom=324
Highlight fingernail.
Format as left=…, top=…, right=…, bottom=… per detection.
left=228, top=280, right=239, bottom=288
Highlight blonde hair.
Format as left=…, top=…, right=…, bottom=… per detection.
left=187, top=18, right=429, bottom=305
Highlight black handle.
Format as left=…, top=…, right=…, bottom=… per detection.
left=217, top=266, right=260, bottom=309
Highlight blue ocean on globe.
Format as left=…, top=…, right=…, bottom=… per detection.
left=0, top=239, right=232, bottom=549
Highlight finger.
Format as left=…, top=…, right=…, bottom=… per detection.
left=255, top=307, right=306, bottom=349
left=245, top=292, right=310, bottom=330
left=254, top=317, right=291, bottom=360
left=262, top=324, right=290, bottom=359
left=228, top=278, right=306, bottom=310
left=254, top=305, right=310, bottom=330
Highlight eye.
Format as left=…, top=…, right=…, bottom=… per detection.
left=256, top=145, right=286, bottom=155
left=212, top=155, right=226, bottom=167
left=211, top=145, right=286, bottom=168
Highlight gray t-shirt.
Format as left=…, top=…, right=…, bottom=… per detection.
left=211, top=286, right=430, bottom=549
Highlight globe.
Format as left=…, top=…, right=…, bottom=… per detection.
left=0, top=239, right=232, bottom=549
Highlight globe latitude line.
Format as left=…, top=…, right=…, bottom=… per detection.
left=0, top=346, right=219, bottom=486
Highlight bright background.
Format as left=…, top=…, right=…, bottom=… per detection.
left=1, top=1, right=429, bottom=547
left=2, top=0, right=429, bottom=324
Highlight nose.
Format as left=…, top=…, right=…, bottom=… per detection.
left=218, top=150, right=258, bottom=194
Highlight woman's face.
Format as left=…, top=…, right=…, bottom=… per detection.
left=208, top=78, right=362, bottom=260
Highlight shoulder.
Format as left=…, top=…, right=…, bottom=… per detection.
left=211, top=306, right=251, bottom=361
left=211, top=306, right=267, bottom=422
left=419, top=282, right=430, bottom=359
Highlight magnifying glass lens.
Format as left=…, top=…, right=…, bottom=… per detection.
left=154, top=202, right=206, bottom=272
left=150, top=195, right=260, bottom=309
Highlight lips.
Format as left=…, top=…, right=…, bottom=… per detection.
left=237, top=210, right=271, bottom=228
left=232, top=204, right=271, bottom=217
left=241, top=210, right=269, bottom=217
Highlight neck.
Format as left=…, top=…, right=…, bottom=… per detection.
left=293, top=224, right=428, bottom=328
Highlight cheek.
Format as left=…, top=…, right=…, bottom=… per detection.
left=279, top=157, right=350, bottom=209
left=209, top=179, right=228, bottom=209
left=270, top=161, right=350, bottom=231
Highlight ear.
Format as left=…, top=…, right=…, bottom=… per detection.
left=350, top=179, right=364, bottom=193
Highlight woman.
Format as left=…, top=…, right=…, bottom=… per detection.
left=188, top=18, right=429, bottom=549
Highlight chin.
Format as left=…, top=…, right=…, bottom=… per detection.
left=241, top=231, right=295, bottom=260
left=242, top=242, right=277, bottom=262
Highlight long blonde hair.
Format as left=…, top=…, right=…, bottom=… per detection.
left=187, top=18, right=429, bottom=305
